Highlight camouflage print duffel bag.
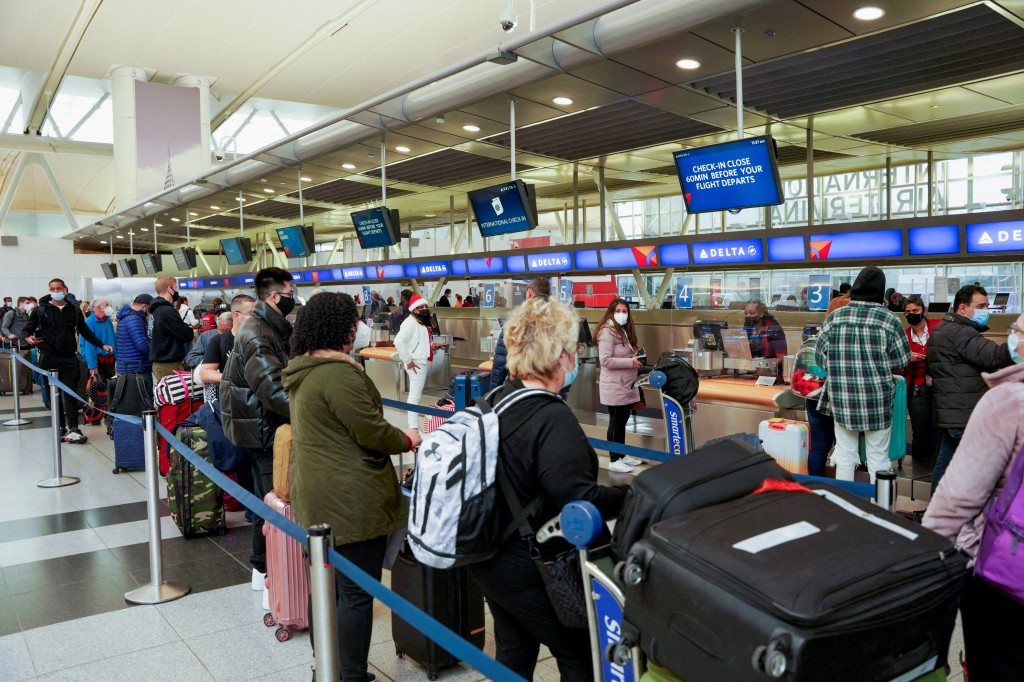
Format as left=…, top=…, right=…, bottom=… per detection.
left=168, top=424, right=228, bottom=538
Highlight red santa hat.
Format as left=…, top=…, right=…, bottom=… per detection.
left=408, top=294, right=428, bottom=311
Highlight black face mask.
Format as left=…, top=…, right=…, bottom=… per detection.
left=171, top=290, right=180, bottom=303
left=276, top=294, right=295, bottom=317
left=744, top=317, right=762, bottom=328
left=905, top=312, right=925, bottom=326
left=416, top=309, right=431, bottom=324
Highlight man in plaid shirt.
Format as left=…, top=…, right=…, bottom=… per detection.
left=816, top=266, right=911, bottom=483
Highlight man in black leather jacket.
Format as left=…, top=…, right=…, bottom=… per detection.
left=220, top=267, right=293, bottom=587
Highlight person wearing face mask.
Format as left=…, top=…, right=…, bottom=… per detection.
left=282, top=292, right=421, bottom=682
left=743, top=300, right=788, bottom=360
left=898, top=295, right=940, bottom=470
left=927, top=284, right=1024, bottom=491
left=597, top=298, right=644, bottom=473
left=467, top=295, right=628, bottom=681
left=148, top=276, right=199, bottom=382
left=80, top=297, right=117, bottom=384
left=0, top=296, right=13, bottom=318
left=2, top=296, right=32, bottom=346
left=198, top=296, right=255, bottom=404
left=393, top=293, right=435, bottom=430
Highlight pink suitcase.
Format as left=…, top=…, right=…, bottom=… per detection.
left=758, top=418, right=810, bottom=474
left=262, top=491, right=310, bottom=641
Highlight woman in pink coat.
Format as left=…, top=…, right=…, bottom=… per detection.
left=597, top=298, right=643, bottom=473
left=923, top=357, right=1024, bottom=680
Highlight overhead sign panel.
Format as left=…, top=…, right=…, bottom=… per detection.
left=574, top=249, right=600, bottom=270
left=599, top=245, right=659, bottom=269
left=966, top=221, right=1024, bottom=253
left=659, top=243, right=690, bottom=267
left=467, top=180, right=538, bottom=237
left=505, top=254, right=527, bottom=274
left=691, top=238, right=763, bottom=265
left=467, top=257, right=505, bottom=275
left=908, top=225, right=959, bottom=256
left=526, top=251, right=572, bottom=273
left=766, top=235, right=806, bottom=262
left=450, top=259, right=468, bottom=276
left=334, top=266, right=365, bottom=281
left=417, top=260, right=450, bottom=278
left=808, top=229, right=902, bottom=260
left=351, top=207, right=401, bottom=248
left=673, top=135, right=784, bottom=214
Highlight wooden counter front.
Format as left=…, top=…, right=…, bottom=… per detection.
left=359, top=346, right=399, bottom=362
left=696, top=377, right=799, bottom=410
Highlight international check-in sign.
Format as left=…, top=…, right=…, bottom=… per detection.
left=808, top=274, right=831, bottom=311
left=675, top=277, right=694, bottom=309
left=558, top=279, right=574, bottom=305
left=482, top=284, right=496, bottom=308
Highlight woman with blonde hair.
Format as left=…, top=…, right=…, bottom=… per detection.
left=468, top=296, right=628, bottom=681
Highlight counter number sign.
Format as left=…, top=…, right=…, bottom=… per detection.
left=361, top=286, right=371, bottom=304
left=558, top=278, right=574, bottom=305
left=808, top=274, right=830, bottom=312
left=675, top=276, right=694, bottom=309
left=482, top=284, right=495, bottom=308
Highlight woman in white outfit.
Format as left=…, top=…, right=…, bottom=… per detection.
left=394, top=294, right=434, bottom=430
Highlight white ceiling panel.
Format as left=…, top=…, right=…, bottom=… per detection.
left=864, top=87, right=1010, bottom=123
left=963, top=73, right=1024, bottom=105
left=0, top=0, right=83, bottom=72
left=796, top=0, right=981, bottom=35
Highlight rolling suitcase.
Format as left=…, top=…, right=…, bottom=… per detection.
left=262, top=490, right=309, bottom=641
left=167, top=423, right=227, bottom=538
left=758, top=418, right=810, bottom=474
left=109, top=373, right=153, bottom=473
left=112, top=419, right=146, bottom=472
left=861, top=374, right=908, bottom=463
left=0, top=347, right=32, bottom=395
left=391, top=544, right=485, bottom=680
left=621, top=483, right=968, bottom=682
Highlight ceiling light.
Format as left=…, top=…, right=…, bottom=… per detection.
left=395, top=145, right=411, bottom=153
left=171, top=217, right=180, bottom=222
left=210, top=205, right=220, bottom=210
left=189, top=212, right=198, bottom=216
left=342, top=163, right=356, bottom=169
left=462, top=124, right=481, bottom=132
left=141, top=227, right=149, bottom=232
left=300, top=176, right=312, bottom=182
left=100, top=240, right=107, bottom=244
left=425, top=214, right=436, bottom=218
left=675, top=58, right=701, bottom=70
left=263, top=188, right=275, bottom=193
left=154, top=223, right=162, bottom=227
left=116, top=235, right=125, bottom=239
left=930, top=104, right=940, bottom=109
left=853, top=6, right=885, bottom=20
left=552, top=96, right=574, bottom=106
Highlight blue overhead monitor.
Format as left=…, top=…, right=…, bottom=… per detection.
left=673, top=135, right=784, bottom=213
left=220, top=237, right=253, bottom=265
left=659, top=243, right=690, bottom=267
left=338, top=266, right=365, bottom=281
left=908, top=225, right=959, bottom=256
left=599, top=245, right=660, bottom=269
left=289, top=271, right=307, bottom=283
left=404, top=263, right=419, bottom=278
left=276, top=225, right=315, bottom=258
left=450, top=259, right=468, bottom=276
left=691, top=238, right=763, bottom=265
left=467, top=257, right=506, bottom=275
left=966, top=221, right=1024, bottom=253
left=574, top=249, right=600, bottom=270
left=467, top=180, right=538, bottom=237
left=526, top=251, right=572, bottom=273
left=417, top=260, right=450, bottom=278
left=766, top=235, right=806, bottom=262
left=351, top=207, right=401, bottom=248
left=808, top=229, right=902, bottom=261
left=505, top=254, right=527, bottom=274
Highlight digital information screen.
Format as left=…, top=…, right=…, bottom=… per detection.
left=673, top=136, right=784, bottom=213
left=277, top=226, right=312, bottom=258
left=766, top=235, right=806, bottom=262
left=505, top=254, right=527, bottom=274
left=691, top=238, right=763, bottom=266
left=468, top=181, right=535, bottom=237
left=574, top=250, right=600, bottom=270
left=599, top=245, right=659, bottom=269
left=526, top=251, right=572, bottom=273
left=351, top=208, right=399, bottom=248
left=221, top=238, right=250, bottom=265
left=404, top=264, right=419, bottom=278
left=335, top=267, right=365, bottom=281
left=659, top=243, right=690, bottom=267
left=308, top=270, right=329, bottom=284
left=808, top=229, right=902, bottom=260
left=467, top=257, right=505, bottom=276
left=908, top=225, right=959, bottom=256
left=289, top=271, right=307, bottom=284
left=966, top=221, right=1024, bottom=253
left=450, top=260, right=468, bottom=276
left=365, top=264, right=404, bottom=280
left=417, top=261, right=450, bottom=278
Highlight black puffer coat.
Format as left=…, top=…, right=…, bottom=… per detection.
left=220, top=301, right=292, bottom=461
left=926, top=313, right=1013, bottom=429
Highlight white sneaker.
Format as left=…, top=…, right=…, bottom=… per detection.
left=608, top=460, right=635, bottom=474
left=262, top=588, right=270, bottom=611
left=251, top=568, right=266, bottom=591
left=63, top=428, right=88, bottom=444
left=622, top=456, right=644, bottom=466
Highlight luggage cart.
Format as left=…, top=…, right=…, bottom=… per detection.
left=634, top=368, right=696, bottom=456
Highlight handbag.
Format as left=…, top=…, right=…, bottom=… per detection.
left=497, top=461, right=588, bottom=629
left=974, top=441, right=1024, bottom=603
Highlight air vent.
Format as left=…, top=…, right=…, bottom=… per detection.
left=854, top=105, right=1024, bottom=147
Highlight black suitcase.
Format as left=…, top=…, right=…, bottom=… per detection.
left=610, top=439, right=790, bottom=559
left=391, top=544, right=485, bottom=680
left=621, top=484, right=968, bottom=682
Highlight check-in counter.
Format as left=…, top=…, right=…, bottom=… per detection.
left=688, top=376, right=804, bottom=446
left=359, top=343, right=451, bottom=401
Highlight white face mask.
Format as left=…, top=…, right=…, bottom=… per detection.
left=103, top=306, right=115, bottom=318
left=352, top=321, right=372, bottom=352
left=22, top=303, right=34, bottom=313
left=613, top=312, right=629, bottom=327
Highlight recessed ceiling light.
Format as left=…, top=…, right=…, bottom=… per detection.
left=675, top=58, right=701, bottom=70
left=300, top=176, right=312, bottom=182
left=263, top=188, right=275, bottom=193
left=171, top=217, right=180, bottom=222
left=342, top=163, right=356, bottom=169
left=462, top=124, right=481, bottom=132
left=552, top=96, right=574, bottom=106
left=853, top=6, right=885, bottom=20
left=210, top=205, right=220, bottom=210
left=395, top=146, right=411, bottom=153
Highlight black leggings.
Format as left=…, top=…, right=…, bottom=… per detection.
left=606, top=404, right=633, bottom=460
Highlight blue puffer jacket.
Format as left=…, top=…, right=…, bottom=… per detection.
left=489, top=330, right=509, bottom=389
left=115, top=305, right=151, bottom=374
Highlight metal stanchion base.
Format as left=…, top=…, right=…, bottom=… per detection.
left=3, top=418, right=32, bottom=426
left=125, top=581, right=191, bottom=605
left=37, top=476, right=80, bottom=488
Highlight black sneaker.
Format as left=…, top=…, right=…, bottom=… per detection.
left=63, top=429, right=88, bottom=444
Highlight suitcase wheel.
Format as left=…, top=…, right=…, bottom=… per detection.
left=275, top=627, right=291, bottom=642
left=395, top=648, right=404, bottom=659
left=263, top=612, right=276, bottom=627
left=752, top=638, right=790, bottom=679
left=607, top=642, right=633, bottom=667
left=112, top=467, right=121, bottom=475
left=427, top=669, right=439, bottom=681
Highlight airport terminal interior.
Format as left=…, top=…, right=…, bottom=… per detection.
left=2, top=0, right=1024, bottom=680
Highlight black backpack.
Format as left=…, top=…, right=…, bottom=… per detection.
left=654, top=352, right=699, bottom=405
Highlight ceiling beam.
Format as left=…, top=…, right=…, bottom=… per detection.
left=0, top=133, right=112, bottom=158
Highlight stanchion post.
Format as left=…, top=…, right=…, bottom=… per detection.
left=125, top=410, right=190, bottom=604
left=3, top=349, right=31, bottom=427
left=38, top=370, right=79, bottom=488
left=309, top=524, right=340, bottom=682
left=874, top=470, right=897, bottom=512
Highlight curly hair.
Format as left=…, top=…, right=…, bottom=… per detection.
left=504, top=296, right=579, bottom=381
left=291, top=292, right=359, bottom=357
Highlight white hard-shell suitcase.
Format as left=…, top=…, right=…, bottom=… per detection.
left=758, top=418, right=810, bottom=474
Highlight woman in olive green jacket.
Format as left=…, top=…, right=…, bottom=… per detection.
left=282, top=292, right=421, bottom=682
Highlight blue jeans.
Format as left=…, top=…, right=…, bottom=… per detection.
left=930, top=428, right=964, bottom=493
left=805, top=398, right=835, bottom=477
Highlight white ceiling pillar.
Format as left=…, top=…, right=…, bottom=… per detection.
left=110, top=65, right=151, bottom=213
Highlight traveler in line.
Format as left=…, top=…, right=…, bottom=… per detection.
left=23, top=278, right=112, bottom=444
left=185, top=303, right=230, bottom=371
left=815, top=266, right=911, bottom=482
left=198, top=296, right=255, bottom=404
left=148, top=276, right=197, bottom=382
left=221, top=268, right=294, bottom=594
left=0, top=296, right=12, bottom=319
left=437, top=288, right=452, bottom=307
left=394, top=293, right=435, bottom=431
left=115, top=294, right=153, bottom=385
left=468, top=296, right=628, bottom=681
left=283, top=292, right=421, bottom=682
left=489, top=277, right=549, bottom=390
left=176, top=295, right=198, bottom=330
left=923, top=335, right=1024, bottom=680
left=899, top=295, right=940, bottom=470
left=80, top=299, right=92, bottom=319
left=744, top=300, right=788, bottom=360
left=81, top=297, right=117, bottom=384
left=597, top=298, right=644, bottom=474
left=2, top=296, right=35, bottom=346
left=927, top=284, right=1023, bottom=491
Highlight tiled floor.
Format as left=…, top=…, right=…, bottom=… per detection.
left=0, top=387, right=963, bottom=681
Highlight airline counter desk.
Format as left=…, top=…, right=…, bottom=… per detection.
left=684, top=376, right=804, bottom=447
left=359, top=345, right=451, bottom=403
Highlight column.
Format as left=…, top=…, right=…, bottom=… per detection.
left=110, top=65, right=150, bottom=212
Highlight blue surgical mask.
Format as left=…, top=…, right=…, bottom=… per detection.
left=971, top=308, right=990, bottom=327
left=562, top=352, right=579, bottom=388
left=1009, top=331, right=1021, bottom=365
left=51, top=292, right=66, bottom=302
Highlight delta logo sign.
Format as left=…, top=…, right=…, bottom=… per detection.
left=632, top=245, right=658, bottom=267
left=692, top=239, right=762, bottom=265
left=377, top=267, right=385, bottom=279
left=967, top=221, right=1024, bottom=253
left=809, top=240, right=832, bottom=260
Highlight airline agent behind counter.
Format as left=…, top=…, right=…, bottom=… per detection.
left=743, top=301, right=788, bottom=360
